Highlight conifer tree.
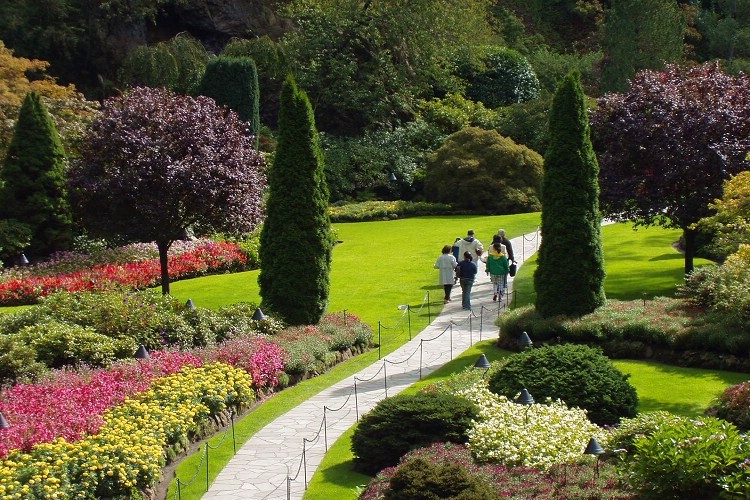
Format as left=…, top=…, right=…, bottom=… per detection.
left=259, top=77, right=332, bottom=325
left=0, top=92, right=71, bottom=259
left=198, top=56, right=261, bottom=141
left=534, top=71, right=605, bottom=318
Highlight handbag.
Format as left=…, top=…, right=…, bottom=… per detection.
left=509, top=262, right=517, bottom=277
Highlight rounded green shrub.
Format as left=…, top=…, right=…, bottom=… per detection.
left=351, top=392, right=478, bottom=474
left=425, top=127, right=542, bottom=214
left=466, top=47, right=540, bottom=108
left=0, top=335, right=48, bottom=385
left=384, top=457, right=496, bottom=500
left=488, top=344, right=638, bottom=425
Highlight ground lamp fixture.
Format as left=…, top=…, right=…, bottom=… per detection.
left=252, top=308, right=266, bottom=321
left=134, top=345, right=149, bottom=360
left=18, top=254, right=29, bottom=266
left=473, top=354, right=491, bottom=376
left=584, top=437, right=605, bottom=477
left=0, top=412, right=9, bottom=430
left=518, top=331, right=533, bottom=348
left=514, top=388, right=535, bottom=423
left=389, top=172, right=397, bottom=182
left=185, top=298, right=196, bottom=310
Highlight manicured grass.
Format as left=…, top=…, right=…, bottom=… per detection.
left=511, top=223, right=715, bottom=307
left=613, top=360, right=749, bottom=415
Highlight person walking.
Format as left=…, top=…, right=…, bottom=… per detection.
left=457, top=230, right=484, bottom=264
left=456, top=251, right=478, bottom=310
left=434, top=244, right=457, bottom=303
left=485, top=242, right=510, bottom=301
left=491, top=229, right=514, bottom=264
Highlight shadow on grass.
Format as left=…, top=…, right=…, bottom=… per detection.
left=637, top=397, right=705, bottom=416
left=648, top=252, right=683, bottom=262
left=318, top=458, right=371, bottom=494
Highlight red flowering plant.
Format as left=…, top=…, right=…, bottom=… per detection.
left=0, top=240, right=250, bottom=306
left=202, top=336, right=286, bottom=392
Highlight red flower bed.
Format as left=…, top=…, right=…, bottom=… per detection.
left=0, top=241, right=248, bottom=306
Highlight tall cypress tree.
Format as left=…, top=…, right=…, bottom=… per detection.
left=198, top=56, right=261, bottom=141
left=534, top=71, right=605, bottom=318
left=259, top=76, right=332, bottom=325
left=0, top=92, right=71, bottom=259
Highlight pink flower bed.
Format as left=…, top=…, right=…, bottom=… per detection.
left=0, top=351, right=203, bottom=458
left=0, top=339, right=286, bottom=458
left=0, top=241, right=248, bottom=306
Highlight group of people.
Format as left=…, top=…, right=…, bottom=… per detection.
left=434, top=229, right=515, bottom=311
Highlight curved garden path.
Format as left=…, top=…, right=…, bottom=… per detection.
left=203, top=230, right=541, bottom=499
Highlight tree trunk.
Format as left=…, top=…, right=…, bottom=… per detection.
left=683, top=227, right=696, bottom=276
left=157, top=240, right=172, bottom=295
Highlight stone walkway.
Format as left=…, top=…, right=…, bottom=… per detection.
left=204, top=230, right=541, bottom=500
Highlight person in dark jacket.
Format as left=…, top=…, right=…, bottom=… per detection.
left=456, top=251, right=478, bottom=311
left=491, top=229, right=515, bottom=263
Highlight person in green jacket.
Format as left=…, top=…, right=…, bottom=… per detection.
left=485, top=242, right=510, bottom=301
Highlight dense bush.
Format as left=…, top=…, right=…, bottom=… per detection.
left=328, top=201, right=454, bottom=222
left=425, top=127, right=542, bottom=213
left=418, top=94, right=499, bottom=135
left=708, top=382, right=750, bottom=431
left=604, top=411, right=685, bottom=453
left=624, top=416, right=750, bottom=498
left=680, top=245, right=750, bottom=325
left=495, top=96, right=551, bottom=155
left=461, top=385, right=603, bottom=469
left=361, top=442, right=633, bottom=500
left=488, top=344, right=638, bottom=425
left=351, top=392, right=478, bottom=474
left=466, top=47, right=541, bottom=108
left=384, top=457, right=496, bottom=499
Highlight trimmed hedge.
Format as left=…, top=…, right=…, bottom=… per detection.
left=351, top=392, right=478, bottom=474
left=488, top=344, right=638, bottom=425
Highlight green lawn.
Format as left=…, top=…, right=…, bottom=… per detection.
left=511, top=223, right=714, bottom=307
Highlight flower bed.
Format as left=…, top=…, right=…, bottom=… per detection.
left=0, top=362, right=254, bottom=498
left=0, top=240, right=250, bottom=306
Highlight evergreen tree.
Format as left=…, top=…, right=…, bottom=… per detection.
left=0, top=92, right=71, bottom=259
left=534, top=71, right=605, bottom=318
left=198, top=56, right=260, bottom=141
left=259, top=77, right=332, bottom=325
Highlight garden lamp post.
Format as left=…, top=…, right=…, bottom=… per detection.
left=134, top=345, right=149, bottom=360
left=185, top=298, right=196, bottom=310
left=584, top=437, right=605, bottom=477
left=518, top=331, right=532, bottom=349
left=473, top=354, right=491, bottom=376
left=0, top=412, right=9, bottom=429
left=515, top=388, right=535, bottom=423
left=18, top=254, right=29, bottom=266
left=252, top=308, right=266, bottom=321
left=388, top=172, right=397, bottom=182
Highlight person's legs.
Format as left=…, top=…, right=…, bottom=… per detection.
left=444, top=284, right=453, bottom=302
left=460, top=278, right=469, bottom=309
left=464, top=279, right=474, bottom=310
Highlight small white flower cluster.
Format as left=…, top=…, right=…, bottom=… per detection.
left=460, top=384, right=603, bottom=471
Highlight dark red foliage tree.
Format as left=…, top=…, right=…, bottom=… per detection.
left=592, top=62, right=750, bottom=274
left=69, top=87, right=267, bottom=294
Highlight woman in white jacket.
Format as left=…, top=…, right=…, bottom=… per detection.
left=434, top=245, right=458, bottom=303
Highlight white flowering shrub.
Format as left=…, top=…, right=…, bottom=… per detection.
left=460, top=384, right=604, bottom=470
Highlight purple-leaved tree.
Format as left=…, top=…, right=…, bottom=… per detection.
left=69, top=87, right=267, bottom=294
left=592, top=62, right=750, bottom=274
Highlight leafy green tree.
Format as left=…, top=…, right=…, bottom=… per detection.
left=601, top=0, right=686, bottom=92
left=425, top=127, right=543, bottom=214
left=697, top=171, right=750, bottom=257
left=198, top=56, right=260, bottom=140
left=592, top=62, right=750, bottom=274
left=534, top=71, right=605, bottom=318
left=696, top=0, right=750, bottom=70
left=465, top=47, right=541, bottom=109
left=0, top=92, right=72, bottom=259
left=281, top=0, right=495, bottom=134
left=119, top=33, right=210, bottom=95
left=69, top=87, right=266, bottom=294
left=259, top=77, right=332, bottom=325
